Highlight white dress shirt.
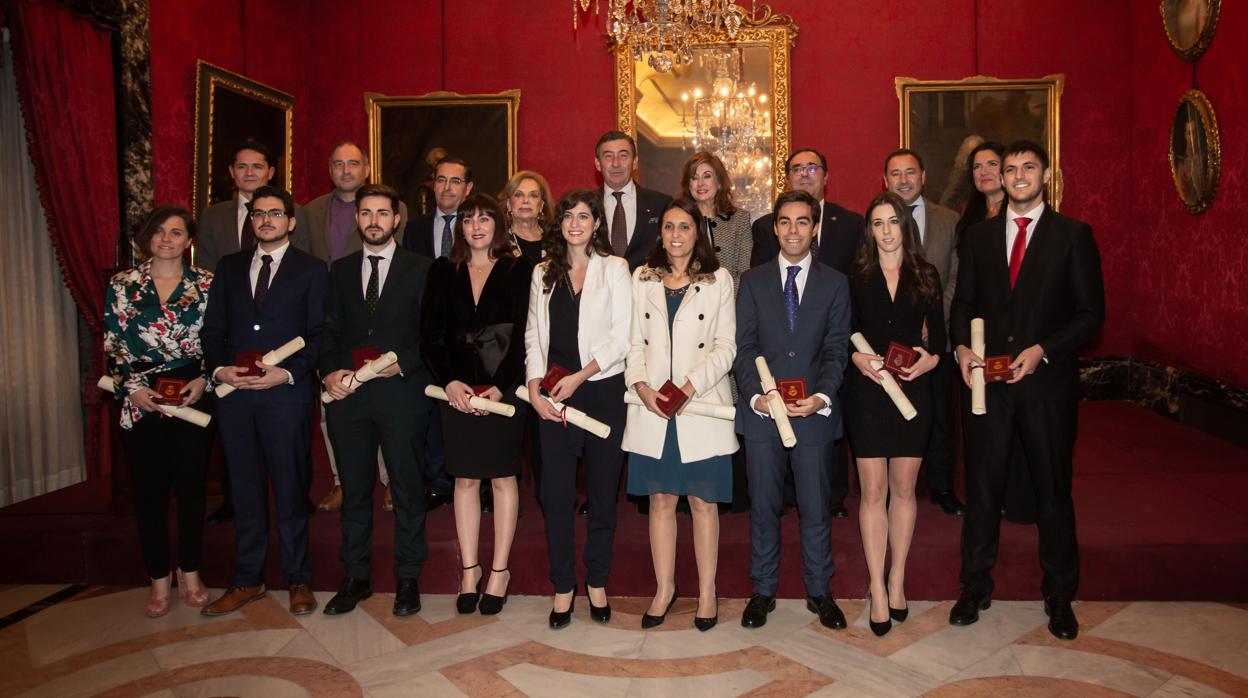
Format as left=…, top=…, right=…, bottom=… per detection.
left=432, top=211, right=459, bottom=259
left=602, top=180, right=637, bottom=244
left=751, top=251, right=832, bottom=418
left=249, top=240, right=290, bottom=296
left=1005, top=201, right=1046, bottom=264
left=359, top=239, right=396, bottom=296
left=235, top=192, right=254, bottom=244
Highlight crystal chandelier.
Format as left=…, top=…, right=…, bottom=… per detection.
left=574, top=0, right=745, bottom=72
left=680, top=48, right=773, bottom=213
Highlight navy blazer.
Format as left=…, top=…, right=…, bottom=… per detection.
left=749, top=200, right=863, bottom=274
left=734, top=258, right=852, bottom=444
left=619, top=186, right=672, bottom=271
left=399, top=212, right=440, bottom=259
left=202, top=245, right=329, bottom=403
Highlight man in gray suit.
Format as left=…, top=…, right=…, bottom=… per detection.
left=303, top=141, right=410, bottom=513
left=195, top=139, right=308, bottom=273
left=884, top=148, right=965, bottom=517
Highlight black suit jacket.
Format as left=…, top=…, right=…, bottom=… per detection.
left=319, top=247, right=433, bottom=403
left=749, top=201, right=862, bottom=274
left=202, top=245, right=328, bottom=403
left=950, top=208, right=1105, bottom=401
left=399, top=212, right=448, bottom=259
left=616, top=186, right=672, bottom=271
left=420, top=255, right=533, bottom=391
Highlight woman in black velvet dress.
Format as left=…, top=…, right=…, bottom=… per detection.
left=845, top=192, right=944, bottom=636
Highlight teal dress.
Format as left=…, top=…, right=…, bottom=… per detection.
left=626, top=286, right=732, bottom=503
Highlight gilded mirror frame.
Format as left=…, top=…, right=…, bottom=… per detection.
left=1168, top=89, right=1220, bottom=215
left=192, top=61, right=294, bottom=219
left=612, top=7, right=797, bottom=203
left=896, top=74, right=1064, bottom=210
left=1160, top=0, right=1220, bottom=61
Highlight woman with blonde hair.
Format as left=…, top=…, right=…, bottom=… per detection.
left=503, top=170, right=555, bottom=263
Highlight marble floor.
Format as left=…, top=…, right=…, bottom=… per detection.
left=1, top=584, right=1246, bottom=697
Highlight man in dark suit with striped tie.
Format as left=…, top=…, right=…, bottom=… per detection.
left=596, top=130, right=671, bottom=271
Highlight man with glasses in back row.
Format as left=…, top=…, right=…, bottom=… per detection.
left=750, top=148, right=863, bottom=519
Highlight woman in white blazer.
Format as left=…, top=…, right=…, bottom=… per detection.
left=622, top=198, right=738, bottom=631
left=524, top=188, right=632, bottom=630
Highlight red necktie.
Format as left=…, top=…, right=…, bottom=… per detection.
left=1009, top=217, right=1031, bottom=288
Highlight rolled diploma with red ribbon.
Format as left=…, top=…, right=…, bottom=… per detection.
left=849, top=333, right=918, bottom=421
left=970, top=318, right=987, bottom=416
left=215, top=336, right=306, bottom=398
left=424, top=385, right=516, bottom=417
left=514, top=385, right=611, bottom=439
left=622, top=391, right=736, bottom=421
left=754, top=356, right=798, bottom=447
left=320, top=351, right=399, bottom=404
left=97, top=375, right=212, bottom=428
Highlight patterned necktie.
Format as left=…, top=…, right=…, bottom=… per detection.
left=253, top=254, right=273, bottom=310
left=1009, top=217, right=1032, bottom=288
left=240, top=208, right=256, bottom=251
left=365, top=255, right=382, bottom=315
left=439, top=214, right=455, bottom=258
left=784, top=265, right=801, bottom=332
left=610, top=190, right=627, bottom=256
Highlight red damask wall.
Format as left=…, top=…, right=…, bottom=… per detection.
left=147, top=0, right=1242, bottom=384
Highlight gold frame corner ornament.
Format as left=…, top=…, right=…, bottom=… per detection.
left=895, top=74, right=1065, bottom=210
left=1160, top=0, right=1220, bottom=61
left=192, top=60, right=294, bottom=220
left=1168, top=89, right=1220, bottom=215
left=612, top=5, right=797, bottom=202
left=364, top=89, right=522, bottom=187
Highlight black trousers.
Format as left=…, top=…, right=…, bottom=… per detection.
left=537, top=374, right=626, bottom=594
left=328, top=391, right=430, bottom=581
left=923, top=352, right=957, bottom=492
left=960, top=388, right=1080, bottom=600
left=122, top=397, right=213, bottom=580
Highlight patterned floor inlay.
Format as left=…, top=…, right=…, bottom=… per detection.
left=1, top=586, right=1244, bottom=697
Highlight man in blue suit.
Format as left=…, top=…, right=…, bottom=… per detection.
left=735, top=189, right=852, bottom=630
left=200, top=186, right=329, bottom=617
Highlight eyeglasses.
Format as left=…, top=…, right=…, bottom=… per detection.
left=249, top=209, right=288, bottom=220
left=788, top=164, right=823, bottom=176
left=435, top=176, right=466, bottom=186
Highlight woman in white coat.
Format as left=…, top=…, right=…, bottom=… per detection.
left=623, top=198, right=737, bottom=631
left=524, top=188, right=633, bottom=630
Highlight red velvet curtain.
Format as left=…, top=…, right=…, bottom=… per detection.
left=7, top=0, right=120, bottom=477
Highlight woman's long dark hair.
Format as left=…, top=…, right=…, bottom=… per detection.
left=642, top=198, right=720, bottom=276
left=541, top=189, right=612, bottom=291
left=852, top=192, right=940, bottom=304
left=956, top=140, right=1005, bottom=236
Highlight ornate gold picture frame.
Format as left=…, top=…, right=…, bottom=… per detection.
left=192, top=61, right=294, bottom=219
left=1161, top=0, right=1220, bottom=60
left=365, top=90, right=520, bottom=220
left=612, top=6, right=796, bottom=213
left=1169, top=89, right=1220, bottom=214
left=896, top=74, right=1064, bottom=211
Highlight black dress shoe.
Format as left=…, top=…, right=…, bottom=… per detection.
left=425, top=491, right=451, bottom=512
left=930, top=490, right=967, bottom=516
left=393, top=578, right=421, bottom=616
left=323, top=577, right=372, bottom=615
left=741, top=593, right=775, bottom=628
left=478, top=568, right=510, bottom=616
left=480, top=487, right=493, bottom=514
left=456, top=564, right=482, bottom=614
left=1044, top=597, right=1079, bottom=640
left=206, top=501, right=233, bottom=524
left=807, top=595, right=847, bottom=629
left=577, top=501, right=589, bottom=517
left=694, top=598, right=718, bottom=632
left=641, top=586, right=678, bottom=629
left=829, top=500, right=849, bottom=519
left=949, top=589, right=991, bottom=626
left=549, top=594, right=575, bottom=629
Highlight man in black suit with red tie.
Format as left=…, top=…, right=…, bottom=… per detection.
left=750, top=148, right=862, bottom=519
left=596, top=131, right=671, bottom=271
left=948, top=141, right=1104, bottom=640
left=201, top=186, right=328, bottom=618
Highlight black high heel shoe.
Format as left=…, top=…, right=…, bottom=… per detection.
left=694, top=596, right=718, bottom=632
left=587, top=584, right=611, bottom=623
left=479, top=567, right=510, bottom=616
left=885, top=573, right=908, bottom=622
left=549, top=592, right=575, bottom=629
left=641, top=585, right=678, bottom=629
left=868, top=585, right=891, bottom=637
left=456, top=564, right=482, bottom=614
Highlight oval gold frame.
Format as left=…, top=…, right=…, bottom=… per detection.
left=1160, top=0, right=1221, bottom=61
left=1168, top=89, right=1220, bottom=214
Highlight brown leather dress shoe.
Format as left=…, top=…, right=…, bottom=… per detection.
left=383, top=486, right=393, bottom=512
left=289, top=583, right=318, bottom=615
left=201, top=585, right=266, bottom=616
left=317, top=485, right=343, bottom=512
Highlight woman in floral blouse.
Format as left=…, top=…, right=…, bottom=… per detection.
left=103, top=204, right=215, bottom=618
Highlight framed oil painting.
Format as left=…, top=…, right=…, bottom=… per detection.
left=1169, top=89, right=1220, bottom=214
